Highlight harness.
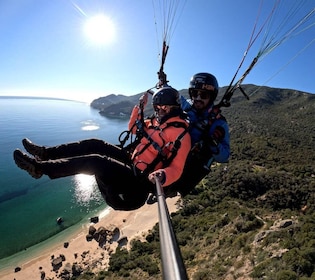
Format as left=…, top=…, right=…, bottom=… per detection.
left=133, top=117, right=189, bottom=175
left=119, top=111, right=189, bottom=176
left=191, top=105, right=223, bottom=146
left=189, top=105, right=225, bottom=170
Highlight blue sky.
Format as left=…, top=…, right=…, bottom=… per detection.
left=0, top=0, right=314, bottom=102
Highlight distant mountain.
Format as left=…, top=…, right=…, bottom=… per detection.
left=90, top=89, right=189, bottom=117
left=90, top=85, right=314, bottom=120
left=91, top=92, right=145, bottom=117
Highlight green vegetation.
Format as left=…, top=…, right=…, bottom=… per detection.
left=75, top=86, right=314, bottom=279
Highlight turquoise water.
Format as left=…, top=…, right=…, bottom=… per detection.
left=0, top=97, right=128, bottom=260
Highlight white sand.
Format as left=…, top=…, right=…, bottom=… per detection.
left=0, top=196, right=180, bottom=280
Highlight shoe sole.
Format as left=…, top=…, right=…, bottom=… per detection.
left=13, top=149, right=42, bottom=179
left=22, top=138, right=41, bottom=157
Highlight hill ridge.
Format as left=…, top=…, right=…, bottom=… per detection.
left=84, top=84, right=315, bottom=280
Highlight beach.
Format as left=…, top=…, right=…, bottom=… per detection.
left=0, top=196, right=180, bottom=280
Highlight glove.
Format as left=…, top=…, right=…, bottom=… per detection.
left=139, top=92, right=148, bottom=108
left=211, top=126, right=225, bottom=146
left=148, top=169, right=166, bottom=185
left=213, top=126, right=225, bottom=141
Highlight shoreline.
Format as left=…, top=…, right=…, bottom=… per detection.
left=0, top=196, right=180, bottom=280
left=0, top=205, right=109, bottom=272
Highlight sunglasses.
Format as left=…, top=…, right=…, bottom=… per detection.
left=154, top=105, right=168, bottom=112
left=190, top=89, right=212, bottom=99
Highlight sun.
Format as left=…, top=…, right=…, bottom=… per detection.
left=84, top=14, right=115, bottom=46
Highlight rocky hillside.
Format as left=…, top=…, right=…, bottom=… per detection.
left=81, top=85, right=315, bottom=280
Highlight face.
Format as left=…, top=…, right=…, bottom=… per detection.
left=153, top=105, right=172, bottom=121
left=190, top=89, right=211, bottom=111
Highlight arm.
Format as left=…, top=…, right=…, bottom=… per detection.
left=128, top=105, right=140, bottom=133
left=208, top=120, right=230, bottom=163
left=128, top=92, right=149, bottom=133
left=162, top=132, right=191, bottom=186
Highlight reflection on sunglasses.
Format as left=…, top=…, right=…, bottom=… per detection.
left=191, top=90, right=211, bottom=99
left=154, top=105, right=168, bottom=111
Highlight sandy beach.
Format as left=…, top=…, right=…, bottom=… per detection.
left=0, top=196, right=180, bottom=280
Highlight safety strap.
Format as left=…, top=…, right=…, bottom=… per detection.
left=189, top=105, right=222, bottom=136
left=134, top=120, right=189, bottom=175
left=147, top=122, right=188, bottom=172
left=118, top=103, right=146, bottom=150
left=190, top=106, right=224, bottom=163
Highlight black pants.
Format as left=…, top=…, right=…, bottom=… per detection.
left=39, top=139, right=151, bottom=210
left=42, top=138, right=130, bottom=161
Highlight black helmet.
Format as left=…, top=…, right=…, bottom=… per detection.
left=189, top=73, right=219, bottom=101
left=152, top=86, right=180, bottom=106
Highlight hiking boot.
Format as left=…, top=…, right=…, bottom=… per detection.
left=22, top=138, right=47, bottom=160
left=146, top=193, right=157, bottom=205
left=13, top=149, right=43, bottom=179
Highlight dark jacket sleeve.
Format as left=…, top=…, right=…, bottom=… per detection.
left=208, top=119, right=230, bottom=163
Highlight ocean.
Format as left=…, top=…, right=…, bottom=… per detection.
left=0, top=97, right=128, bottom=264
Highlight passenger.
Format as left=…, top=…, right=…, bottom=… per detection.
left=13, top=86, right=191, bottom=211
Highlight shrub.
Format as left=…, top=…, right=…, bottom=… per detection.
left=275, top=270, right=298, bottom=280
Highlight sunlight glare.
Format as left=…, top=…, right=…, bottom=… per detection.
left=81, top=120, right=100, bottom=131
left=72, top=174, right=101, bottom=205
left=84, top=14, right=115, bottom=46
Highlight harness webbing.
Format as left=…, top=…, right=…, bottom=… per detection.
left=189, top=106, right=224, bottom=169
left=134, top=119, right=189, bottom=175
left=146, top=122, right=188, bottom=173
left=189, top=105, right=222, bottom=140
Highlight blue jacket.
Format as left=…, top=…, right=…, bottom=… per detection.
left=180, top=96, right=230, bottom=163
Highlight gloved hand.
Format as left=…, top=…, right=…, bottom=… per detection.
left=210, top=126, right=225, bottom=146
left=139, top=92, right=148, bottom=108
left=148, top=169, right=166, bottom=185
